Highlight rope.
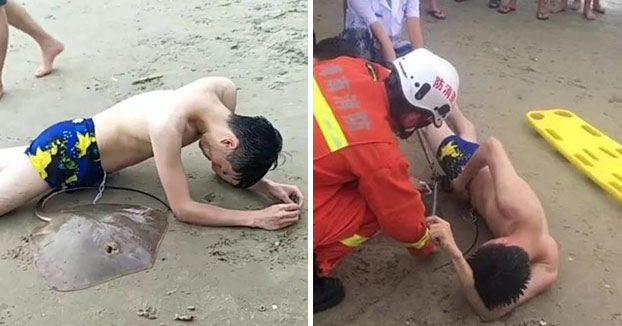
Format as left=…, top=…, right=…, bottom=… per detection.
left=35, top=185, right=171, bottom=223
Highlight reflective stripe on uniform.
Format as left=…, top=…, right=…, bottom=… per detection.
left=313, top=77, right=348, bottom=152
left=404, top=229, right=431, bottom=249
left=340, top=234, right=369, bottom=247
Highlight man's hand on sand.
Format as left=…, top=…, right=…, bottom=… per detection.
left=426, top=216, right=462, bottom=258
left=266, top=182, right=304, bottom=207
left=253, top=203, right=301, bottom=230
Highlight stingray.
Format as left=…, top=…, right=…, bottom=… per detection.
left=29, top=187, right=170, bottom=292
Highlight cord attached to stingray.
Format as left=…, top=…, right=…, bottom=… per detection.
left=35, top=186, right=171, bottom=222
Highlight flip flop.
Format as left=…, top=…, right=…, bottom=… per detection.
left=489, top=0, right=501, bottom=8
left=497, top=5, right=516, bottom=13
left=537, top=11, right=550, bottom=20
left=427, top=9, right=446, bottom=19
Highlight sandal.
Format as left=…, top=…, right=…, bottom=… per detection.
left=497, top=5, right=516, bottom=13
left=537, top=11, right=550, bottom=19
left=427, top=9, right=446, bottom=19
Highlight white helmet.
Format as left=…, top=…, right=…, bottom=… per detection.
left=392, top=48, right=459, bottom=128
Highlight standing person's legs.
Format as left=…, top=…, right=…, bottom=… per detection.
left=0, top=153, right=50, bottom=217
left=592, top=0, right=604, bottom=13
left=536, top=0, right=550, bottom=20
left=583, top=0, right=595, bottom=19
left=498, top=0, right=517, bottom=13
left=4, top=0, right=63, bottom=77
left=426, top=0, right=446, bottom=20
left=0, top=3, right=8, bottom=99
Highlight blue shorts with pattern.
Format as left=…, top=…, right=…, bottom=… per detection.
left=436, top=135, right=480, bottom=180
left=25, top=118, right=105, bottom=189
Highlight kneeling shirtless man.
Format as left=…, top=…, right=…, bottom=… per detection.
left=0, top=77, right=303, bottom=230
left=424, top=108, right=558, bottom=321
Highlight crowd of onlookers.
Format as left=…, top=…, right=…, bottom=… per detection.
left=314, top=0, right=606, bottom=67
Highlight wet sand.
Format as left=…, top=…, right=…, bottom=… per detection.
left=0, top=0, right=307, bottom=325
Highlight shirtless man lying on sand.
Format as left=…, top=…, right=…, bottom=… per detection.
left=423, top=108, right=559, bottom=321
left=0, top=77, right=303, bottom=230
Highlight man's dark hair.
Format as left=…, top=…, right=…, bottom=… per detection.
left=227, top=114, right=282, bottom=188
left=313, top=36, right=361, bottom=61
left=467, top=243, right=531, bottom=310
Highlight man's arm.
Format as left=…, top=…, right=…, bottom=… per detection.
left=149, top=120, right=301, bottom=229
left=405, top=0, right=423, bottom=49
left=370, top=21, right=397, bottom=63
left=150, top=122, right=254, bottom=227
left=406, top=18, right=423, bottom=49
left=348, top=0, right=396, bottom=62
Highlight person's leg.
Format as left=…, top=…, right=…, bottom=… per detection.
left=423, top=122, right=459, bottom=154
left=592, top=0, right=604, bottom=13
left=4, top=0, right=63, bottom=77
left=313, top=254, right=345, bottom=313
left=0, top=153, right=50, bottom=217
left=583, top=0, right=596, bottom=19
left=446, top=105, right=477, bottom=142
left=0, top=5, right=8, bottom=99
left=426, top=0, right=446, bottom=20
left=536, top=0, right=550, bottom=19
left=0, top=146, right=28, bottom=171
left=569, top=0, right=581, bottom=9
left=552, top=0, right=569, bottom=12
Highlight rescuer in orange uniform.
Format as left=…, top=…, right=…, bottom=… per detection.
left=313, top=48, right=460, bottom=312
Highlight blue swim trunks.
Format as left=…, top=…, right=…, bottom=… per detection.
left=0, top=0, right=6, bottom=6
left=436, top=135, right=480, bottom=180
left=25, top=118, right=105, bottom=189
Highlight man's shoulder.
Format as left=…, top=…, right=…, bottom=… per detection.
left=532, top=235, right=559, bottom=271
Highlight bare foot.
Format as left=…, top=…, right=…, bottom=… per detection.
left=584, top=8, right=596, bottom=19
left=537, top=10, right=550, bottom=19
left=593, top=2, right=605, bottom=13
left=569, top=0, right=581, bottom=10
left=35, top=39, right=64, bottom=78
left=552, top=0, right=568, bottom=12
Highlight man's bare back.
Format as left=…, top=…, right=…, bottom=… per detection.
left=423, top=109, right=558, bottom=321
left=93, top=77, right=234, bottom=173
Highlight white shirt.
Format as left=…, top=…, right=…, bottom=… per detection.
left=345, top=0, right=420, bottom=45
